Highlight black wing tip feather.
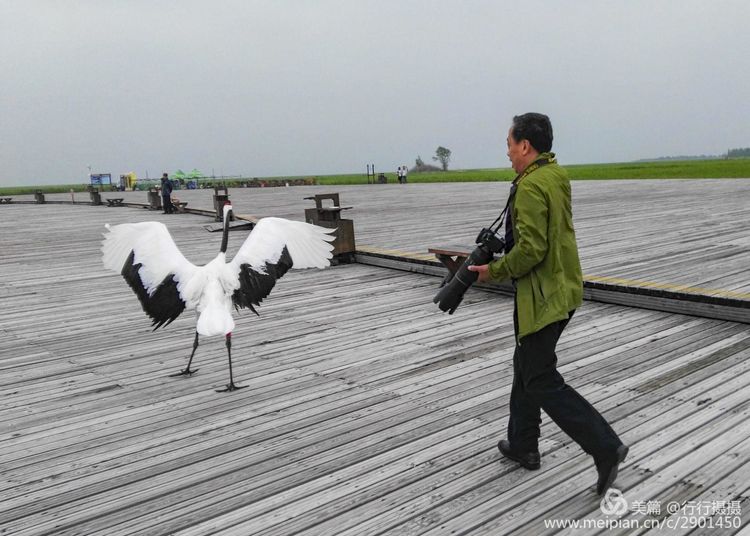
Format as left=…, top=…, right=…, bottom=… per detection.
left=232, top=246, right=293, bottom=313
left=121, top=251, right=186, bottom=329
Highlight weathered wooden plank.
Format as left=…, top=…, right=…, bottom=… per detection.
left=377, top=373, right=750, bottom=536
left=262, top=344, right=750, bottom=536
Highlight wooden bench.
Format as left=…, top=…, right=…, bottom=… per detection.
left=106, top=198, right=124, bottom=207
left=0, top=197, right=12, bottom=204
left=428, top=245, right=515, bottom=295
left=428, top=245, right=476, bottom=289
left=428, top=245, right=473, bottom=276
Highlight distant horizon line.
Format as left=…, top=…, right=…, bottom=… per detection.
left=68, top=155, right=749, bottom=181
left=3, top=155, right=750, bottom=188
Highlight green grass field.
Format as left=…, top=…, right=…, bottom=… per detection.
left=2, top=159, right=749, bottom=195
left=565, top=159, right=750, bottom=180
left=314, top=158, right=750, bottom=185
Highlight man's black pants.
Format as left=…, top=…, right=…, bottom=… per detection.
left=508, top=306, right=622, bottom=461
left=162, top=195, right=174, bottom=214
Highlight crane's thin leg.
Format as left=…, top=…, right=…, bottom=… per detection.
left=170, top=331, right=200, bottom=376
left=217, top=333, right=247, bottom=392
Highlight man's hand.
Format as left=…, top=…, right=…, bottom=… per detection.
left=467, top=264, right=491, bottom=283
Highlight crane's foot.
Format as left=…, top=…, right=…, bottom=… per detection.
left=216, top=382, right=248, bottom=393
left=169, top=368, right=199, bottom=377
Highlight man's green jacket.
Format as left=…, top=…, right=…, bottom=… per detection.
left=488, top=154, right=583, bottom=340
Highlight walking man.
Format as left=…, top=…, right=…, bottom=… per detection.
left=469, top=113, right=628, bottom=495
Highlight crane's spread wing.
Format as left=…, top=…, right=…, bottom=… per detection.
left=230, top=217, right=335, bottom=314
left=102, top=222, right=198, bottom=329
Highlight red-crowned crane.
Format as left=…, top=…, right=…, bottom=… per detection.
left=102, top=203, right=335, bottom=392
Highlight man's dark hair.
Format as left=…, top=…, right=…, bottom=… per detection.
left=511, top=113, right=553, bottom=153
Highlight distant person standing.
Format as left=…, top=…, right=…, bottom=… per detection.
left=401, top=165, right=408, bottom=183
left=161, top=173, right=174, bottom=214
left=396, top=166, right=403, bottom=184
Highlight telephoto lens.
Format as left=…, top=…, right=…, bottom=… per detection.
left=433, top=228, right=505, bottom=314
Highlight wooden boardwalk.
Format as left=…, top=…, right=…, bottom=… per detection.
left=29, top=178, right=750, bottom=297
left=1, top=200, right=750, bottom=534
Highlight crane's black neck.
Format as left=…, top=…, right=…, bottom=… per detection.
left=220, top=215, right=230, bottom=253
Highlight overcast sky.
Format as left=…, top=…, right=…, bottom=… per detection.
left=1, top=1, right=749, bottom=186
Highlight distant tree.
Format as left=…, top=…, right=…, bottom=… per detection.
left=432, top=146, right=452, bottom=171
left=727, top=147, right=750, bottom=158
left=411, top=164, right=441, bottom=173
left=415, top=155, right=425, bottom=167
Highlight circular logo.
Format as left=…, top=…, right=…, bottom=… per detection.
left=600, top=488, right=628, bottom=516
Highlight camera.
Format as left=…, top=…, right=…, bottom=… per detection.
left=433, top=228, right=505, bottom=314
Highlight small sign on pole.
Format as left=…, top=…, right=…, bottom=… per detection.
left=90, top=173, right=112, bottom=186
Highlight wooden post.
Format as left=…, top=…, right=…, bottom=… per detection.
left=88, top=187, right=102, bottom=206
left=147, top=188, right=161, bottom=210
left=212, top=185, right=231, bottom=221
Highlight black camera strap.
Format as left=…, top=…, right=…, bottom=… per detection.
left=489, top=187, right=514, bottom=234
left=489, top=155, right=553, bottom=234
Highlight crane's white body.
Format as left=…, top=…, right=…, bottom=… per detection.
left=102, top=216, right=334, bottom=336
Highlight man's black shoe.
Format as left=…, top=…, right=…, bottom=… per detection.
left=498, top=439, right=541, bottom=470
left=596, top=444, right=629, bottom=495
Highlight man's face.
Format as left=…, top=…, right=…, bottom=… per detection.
left=506, top=127, right=528, bottom=174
